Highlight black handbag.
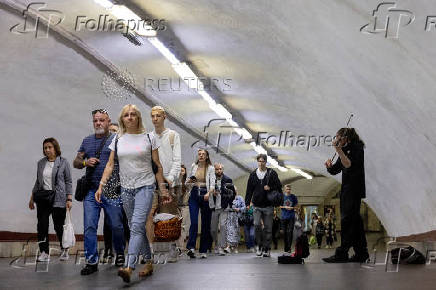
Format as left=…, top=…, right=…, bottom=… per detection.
left=75, top=135, right=109, bottom=201
left=34, top=189, right=55, bottom=204
left=34, top=163, right=59, bottom=204
left=265, top=169, right=284, bottom=207
left=146, top=133, right=159, bottom=174
left=102, top=136, right=121, bottom=200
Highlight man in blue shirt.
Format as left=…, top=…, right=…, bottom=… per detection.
left=280, top=184, right=298, bottom=253
left=73, top=109, right=125, bottom=275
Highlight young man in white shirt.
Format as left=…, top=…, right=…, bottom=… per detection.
left=146, top=106, right=182, bottom=262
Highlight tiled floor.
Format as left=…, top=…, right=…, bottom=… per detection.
left=1, top=237, right=435, bottom=290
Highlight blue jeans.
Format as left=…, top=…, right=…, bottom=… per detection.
left=187, top=187, right=212, bottom=253
left=83, top=189, right=125, bottom=264
left=121, top=185, right=154, bottom=269
left=244, top=224, right=255, bottom=249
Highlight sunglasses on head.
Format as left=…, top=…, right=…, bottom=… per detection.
left=91, top=109, right=108, bottom=115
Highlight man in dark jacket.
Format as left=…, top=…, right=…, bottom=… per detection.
left=323, top=128, right=369, bottom=263
left=210, top=163, right=235, bottom=255
left=245, top=154, right=282, bottom=257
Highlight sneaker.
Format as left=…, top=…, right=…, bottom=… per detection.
left=233, top=247, right=239, bottom=254
left=200, top=253, right=207, bottom=259
left=262, top=249, right=271, bottom=257
left=80, top=263, right=98, bottom=275
left=37, top=252, right=50, bottom=262
left=256, top=246, right=262, bottom=256
left=187, top=249, right=196, bottom=259
left=59, top=249, right=69, bottom=261
left=247, top=247, right=255, bottom=253
left=214, top=248, right=219, bottom=255
left=349, top=253, right=370, bottom=263
left=218, top=248, right=225, bottom=256
left=224, top=246, right=231, bottom=254
left=115, top=254, right=125, bottom=267
left=322, top=254, right=349, bottom=263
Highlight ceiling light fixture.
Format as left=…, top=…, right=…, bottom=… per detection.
left=92, top=0, right=287, bottom=172
left=291, top=168, right=313, bottom=180
left=94, top=0, right=113, bottom=9
left=148, top=37, right=180, bottom=65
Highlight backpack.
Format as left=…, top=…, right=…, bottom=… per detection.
left=296, top=233, right=310, bottom=259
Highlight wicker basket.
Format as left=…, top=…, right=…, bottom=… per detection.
left=153, top=217, right=182, bottom=242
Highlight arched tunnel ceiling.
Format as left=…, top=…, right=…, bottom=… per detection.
left=1, top=0, right=436, bottom=237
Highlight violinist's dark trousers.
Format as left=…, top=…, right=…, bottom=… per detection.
left=335, top=194, right=367, bottom=258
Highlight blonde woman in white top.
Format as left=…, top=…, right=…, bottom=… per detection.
left=186, top=149, right=215, bottom=259
left=95, top=104, right=169, bottom=283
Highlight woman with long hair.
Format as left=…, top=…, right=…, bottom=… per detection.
left=186, top=149, right=215, bottom=259
left=29, top=138, right=73, bottom=262
left=95, top=104, right=169, bottom=283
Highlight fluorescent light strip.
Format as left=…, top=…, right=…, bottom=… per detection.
left=94, top=0, right=113, bottom=9
left=291, top=168, right=313, bottom=180
left=93, top=0, right=287, bottom=172
left=148, top=37, right=180, bottom=65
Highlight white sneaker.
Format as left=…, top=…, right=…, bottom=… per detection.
left=247, top=247, right=255, bottom=253
left=200, top=253, right=207, bottom=259
left=37, top=252, right=50, bottom=262
left=233, top=247, right=239, bottom=254
left=59, top=249, right=69, bottom=261
left=224, top=246, right=231, bottom=254
left=214, top=248, right=220, bottom=255
left=218, top=248, right=225, bottom=256
left=187, top=248, right=196, bottom=259
left=256, top=246, right=262, bottom=256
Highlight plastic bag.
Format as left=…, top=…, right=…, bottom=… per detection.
left=62, top=210, right=76, bottom=248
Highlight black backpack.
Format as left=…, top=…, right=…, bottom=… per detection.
left=299, top=233, right=310, bottom=259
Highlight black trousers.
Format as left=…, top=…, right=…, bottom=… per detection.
left=316, top=234, right=323, bottom=247
left=281, top=218, right=295, bottom=252
left=36, top=201, right=66, bottom=253
left=103, top=208, right=130, bottom=253
left=336, top=195, right=368, bottom=257
left=272, top=217, right=280, bottom=249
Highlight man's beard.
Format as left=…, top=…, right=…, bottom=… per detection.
left=95, top=128, right=105, bottom=134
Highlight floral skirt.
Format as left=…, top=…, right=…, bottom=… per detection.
left=226, top=212, right=240, bottom=246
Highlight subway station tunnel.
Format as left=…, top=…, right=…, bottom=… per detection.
left=1, top=0, right=436, bottom=289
